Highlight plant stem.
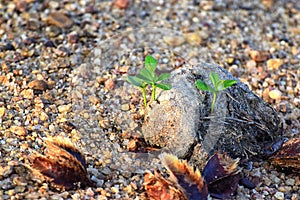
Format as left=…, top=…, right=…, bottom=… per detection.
left=151, top=84, right=156, bottom=101
left=142, top=87, right=147, bottom=107
left=211, top=92, right=217, bottom=114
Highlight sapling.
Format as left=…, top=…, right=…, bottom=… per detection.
left=127, top=75, right=148, bottom=107
left=195, top=72, right=237, bottom=114
left=127, top=55, right=172, bottom=107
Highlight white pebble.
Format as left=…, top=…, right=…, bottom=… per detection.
left=111, top=186, right=119, bottom=194
left=274, top=191, right=284, bottom=200
left=286, top=178, right=295, bottom=186
left=269, top=89, right=282, bottom=100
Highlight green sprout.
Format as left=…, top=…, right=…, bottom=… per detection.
left=127, top=55, right=172, bottom=107
left=195, top=72, right=237, bottom=114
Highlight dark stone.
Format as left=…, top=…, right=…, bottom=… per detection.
left=3, top=42, right=15, bottom=51
left=142, top=62, right=283, bottom=160
left=44, top=40, right=56, bottom=48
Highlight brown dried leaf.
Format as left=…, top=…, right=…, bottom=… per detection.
left=144, top=170, right=187, bottom=200
left=270, top=138, right=300, bottom=172
left=144, top=153, right=241, bottom=199
left=160, top=153, right=208, bottom=200
left=28, top=136, right=93, bottom=189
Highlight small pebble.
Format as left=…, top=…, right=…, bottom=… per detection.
left=86, top=187, right=94, bottom=197
left=71, top=193, right=81, bottom=200
left=47, top=12, right=74, bottom=29
left=0, top=166, right=13, bottom=177
left=249, top=50, right=269, bottom=62
left=113, top=0, right=130, bottom=9
left=286, top=178, right=295, bottom=186
left=269, top=89, right=282, bottom=100
left=292, top=194, right=298, bottom=200
left=226, top=57, right=235, bottom=65
left=7, top=189, right=14, bottom=196
left=58, top=104, right=72, bottom=113
left=267, top=59, right=283, bottom=70
left=184, top=32, right=202, bottom=46
left=111, top=186, right=119, bottom=194
left=127, top=139, right=137, bottom=151
left=105, top=79, right=115, bottom=90
left=121, top=104, right=130, bottom=111
left=0, top=107, right=5, bottom=118
left=245, top=60, right=257, bottom=71
left=15, top=186, right=26, bottom=193
left=54, top=46, right=70, bottom=57
left=228, top=65, right=239, bottom=76
left=20, top=89, right=34, bottom=99
left=28, top=80, right=49, bottom=91
left=163, top=36, right=185, bottom=46
left=274, top=191, right=284, bottom=200
left=39, top=112, right=48, bottom=121
left=25, top=192, right=41, bottom=199
left=89, top=96, right=101, bottom=105
left=10, top=126, right=27, bottom=136
left=48, top=1, right=59, bottom=9
left=44, top=40, right=56, bottom=48
left=278, top=186, right=292, bottom=193
left=3, top=42, right=15, bottom=51
left=67, top=31, right=79, bottom=44
left=272, top=175, right=281, bottom=184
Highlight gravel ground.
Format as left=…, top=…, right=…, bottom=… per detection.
left=0, top=0, right=299, bottom=199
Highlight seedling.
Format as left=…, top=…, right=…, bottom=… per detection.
left=195, top=72, right=237, bottom=114
left=127, top=55, right=172, bottom=107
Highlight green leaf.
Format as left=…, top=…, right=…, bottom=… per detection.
left=136, top=74, right=152, bottom=84
left=209, top=72, right=220, bottom=88
left=217, top=80, right=237, bottom=91
left=137, top=68, right=153, bottom=83
left=156, top=73, right=171, bottom=82
left=145, top=55, right=157, bottom=72
left=223, top=80, right=237, bottom=88
left=156, top=83, right=172, bottom=90
left=195, top=80, right=213, bottom=92
left=127, top=76, right=145, bottom=88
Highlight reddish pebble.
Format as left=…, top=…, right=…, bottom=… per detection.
left=249, top=50, right=269, bottom=62
left=67, top=31, right=79, bottom=44
left=127, top=139, right=138, bottom=151
left=47, top=12, right=74, bottom=29
left=113, top=0, right=130, bottom=9
left=28, top=80, right=49, bottom=91
left=105, top=79, right=115, bottom=90
left=14, top=0, right=27, bottom=12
